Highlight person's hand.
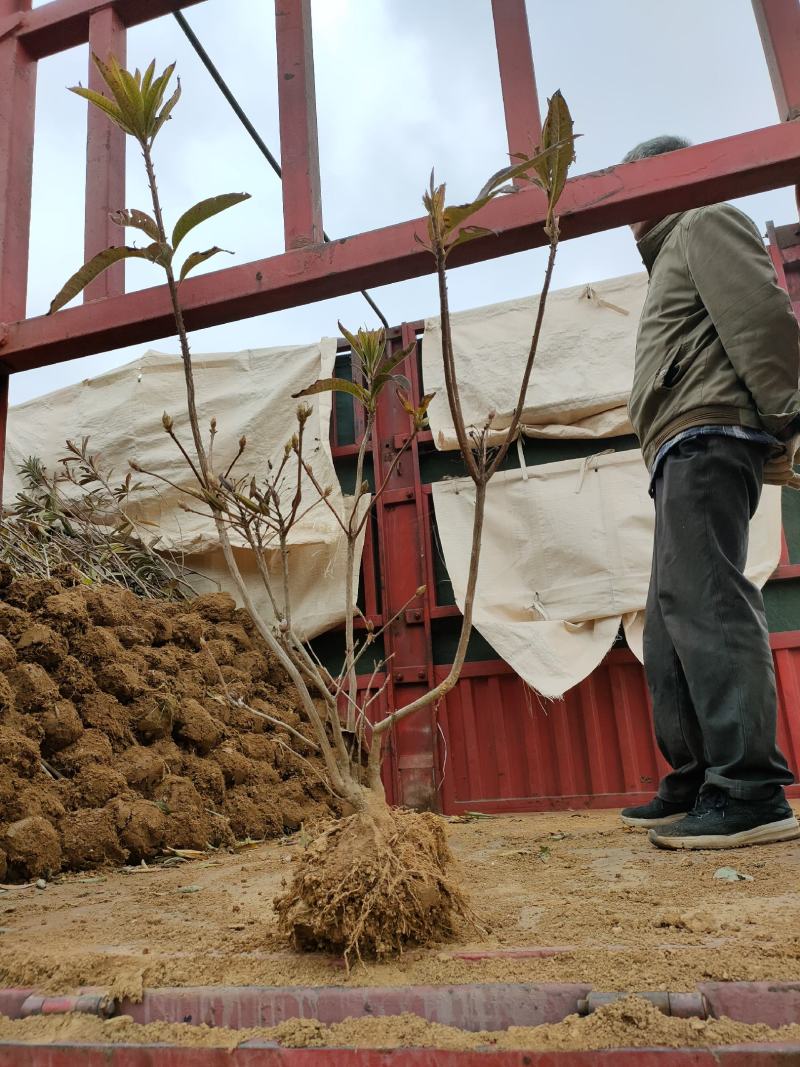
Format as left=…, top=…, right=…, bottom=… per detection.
left=765, top=432, right=800, bottom=488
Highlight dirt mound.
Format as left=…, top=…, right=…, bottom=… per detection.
left=0, top=570, right=333, bottom=881
left=275, top=804, right=470, bottom=963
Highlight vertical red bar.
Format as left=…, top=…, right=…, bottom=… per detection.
left=0, top=0, right=36, bottom=503
left=0, top=371, right=8, bottom=503
left=491, top=0, right=542, bottom=178
left=753, top=0, right=800, bottom=121
left=274, top=0, right=323, bottom=248
left=83, top=6, right=127, bottom=301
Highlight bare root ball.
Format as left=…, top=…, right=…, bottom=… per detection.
left=274, top=805, right=469, bottom=962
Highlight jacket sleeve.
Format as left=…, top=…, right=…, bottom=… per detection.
left=684, top=203, right=800, bottom=436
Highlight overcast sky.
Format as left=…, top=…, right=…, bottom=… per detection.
left=12, top=0, right=796, bottom=405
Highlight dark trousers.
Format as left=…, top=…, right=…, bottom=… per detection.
left=644, top=435, right=794, bottom=802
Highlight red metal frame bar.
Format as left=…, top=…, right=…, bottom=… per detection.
left=752, top=0, right=800, bottom=121
left=6, top=120, right=800, bottom=372
left=83, top=5, right=126, bottom=300
left=274, top=0, right=323, bottom=249
left=15, top=0, right=203, bottom=59
left=3, top=1045, right=800, bottom=1065
left=491, top=0, right=542, bottom=175
left=0, top=0, right=36, bottom=500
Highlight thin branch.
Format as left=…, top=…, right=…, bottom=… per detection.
left=214, top=515, right=351, bottom=798
left=434, top=242, right=480, bottom=482
left=371, top=478, right=487, bottom=741
left=487, top=238, right=558, bottom=477
left=343, top=414, right=373, bottom=730
left=298, top=458, right=348, bottom=534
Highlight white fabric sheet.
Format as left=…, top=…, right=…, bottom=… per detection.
left=433, top=450, right=782, bottom=698
left=422, top=273, right=648, bottom=448
left=4, top=342, right=362, bottom=639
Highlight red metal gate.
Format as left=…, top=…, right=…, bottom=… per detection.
left=336, top=329, right=800, bottom=814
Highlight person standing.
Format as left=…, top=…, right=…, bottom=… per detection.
left=619, top=136, right=800, bottom=849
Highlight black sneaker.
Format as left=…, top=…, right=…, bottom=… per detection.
left=648, top=787, right=800, bottom=850
left=620, top=796, right=690, bottom=828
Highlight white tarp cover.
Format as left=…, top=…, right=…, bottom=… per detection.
left=422, top=273, right=648, bottom=448
left=4, top=341, right=362, bottom=639
left=425, top=273, right=782, bottom=696
left=433, top=450, right=782, bottom=698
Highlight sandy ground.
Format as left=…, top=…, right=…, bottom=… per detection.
left=1, top=807, right=800, bottom=999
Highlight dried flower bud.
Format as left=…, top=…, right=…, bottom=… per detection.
left=210, top=417, right=217, bottom=433
left=238, top=435, right=247, bottom=452
left=366, top=619, right=374, bottom=632
left=415, top=585, right=427, bottom=598
left=129, top=459, right=142, bottom=472
left=486, top=409, right=497, bottom=422
left=161, top=412, right=173, bottom=432
left=297, top=402, right=313, bottom=424
left=291, top=433, right=299, bottom=450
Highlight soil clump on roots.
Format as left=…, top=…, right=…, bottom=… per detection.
left=275, top=804, right=470, bottom=962
left=0, top=567, right=333, bottom=881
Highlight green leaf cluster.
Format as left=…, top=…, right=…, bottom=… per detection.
left=293, top=323, right=431, bottom=424
left=72, top=54, right=181, bottom=147
left=420, top=89, right=577, bottom=255
left=49, top=55, right=251, bottom=314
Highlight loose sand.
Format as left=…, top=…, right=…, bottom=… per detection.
left=1, top=808, right=799, bottom=997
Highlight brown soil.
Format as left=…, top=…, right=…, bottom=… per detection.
left=2, top=996, right=800, bottom=1051
left=1, top=809, right=799, bottom=998
left=275, top=805, right=470, bottom=962
left=0, top=572, right=333, bottom=881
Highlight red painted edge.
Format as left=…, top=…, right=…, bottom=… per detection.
left=3, top=983, right=800, bottom=1061
left=2, top=1042, right=800, bottom=1064
left=701, top=982, right=800, bottom=1027
left=117, top=982, right=591, bottom=1031
left=449, top=949, right=577, bottom=961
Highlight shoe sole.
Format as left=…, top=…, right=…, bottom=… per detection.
left=648, top=816, right=800, bottom=850
left=621, top=812, right=687, bottom=828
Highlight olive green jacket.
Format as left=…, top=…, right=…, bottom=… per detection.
left=628, top=203, right=800, bottom=484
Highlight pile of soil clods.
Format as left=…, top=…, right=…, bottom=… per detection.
left=0, top=565, right=332, bottom=882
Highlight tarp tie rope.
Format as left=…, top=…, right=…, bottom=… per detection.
left=582, top=284, right=630, bottom=316
left=575, top=449, right=615, bottom=493
left=517, top=435, right=530, bottom=481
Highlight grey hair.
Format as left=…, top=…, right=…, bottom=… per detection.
left=622, top=135, right=691, bottom=164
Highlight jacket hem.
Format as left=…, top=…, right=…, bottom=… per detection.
left=641, top=408, right=773, bottom=470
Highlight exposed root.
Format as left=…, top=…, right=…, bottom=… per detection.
left=274, top=804, right=471, bottom=963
